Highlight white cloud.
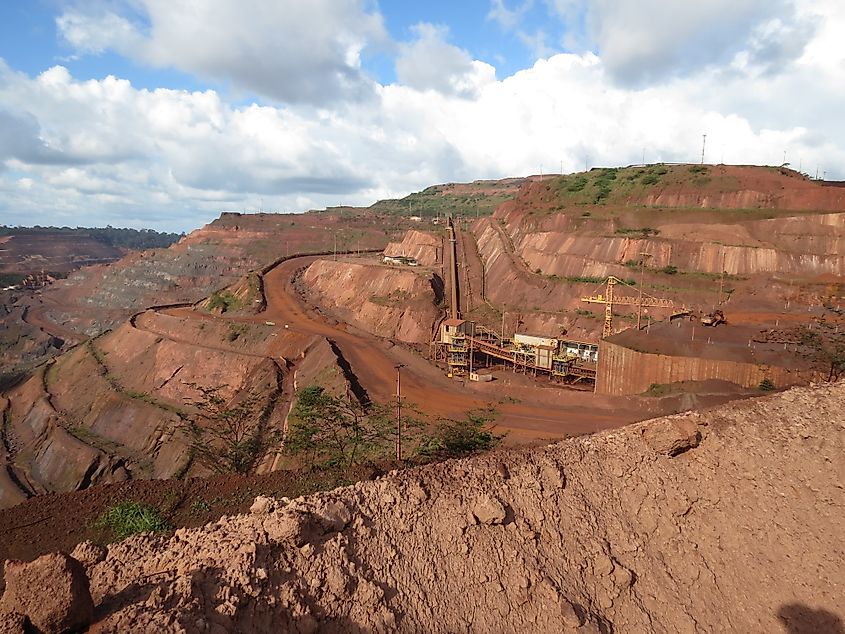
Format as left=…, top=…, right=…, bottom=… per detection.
left=56, top=9, right=142, bottom=55
left=487, top=0, right=534, bottom=29
left=546, top=0, right=816, bottom=85
left=56, top=0, right=389, bottom=105
left=395, top=23, right=496, bottom=98
left=0, top=1, right=842, bottom=232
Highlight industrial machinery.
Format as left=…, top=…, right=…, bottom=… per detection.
left=701, top=310, right=726, bottom=327
left=581, top=276, right=677, bottom=339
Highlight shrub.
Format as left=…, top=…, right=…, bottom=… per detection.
left=758, top=378, right=776, bottom=391
left=226, top=325, right=245, bottom=342
left=658, top=265, right=678, bottom=275
left=417, top=409, right=502, bottom=459
left=285, top=386, right=397, bottom=469
left=182, top=385, right=280, bottom=474
left=94, top=501, right=168, bottom=540
left=566, top=176, right=588, bottom=192
left=207, top=291, right=241, bottom=313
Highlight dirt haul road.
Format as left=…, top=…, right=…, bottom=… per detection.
left=253, top=255, right=639, bottom=439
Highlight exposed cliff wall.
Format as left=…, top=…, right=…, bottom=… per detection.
left=510, top=213, right=845, bottom=277
left=0, top=321, right=293, bottom=507
left=383, top=230, right=441, bottom=266
left=301, top=260, right=442, bottom=344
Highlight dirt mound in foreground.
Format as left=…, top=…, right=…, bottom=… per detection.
left=4, top=382, right=840, bottom=632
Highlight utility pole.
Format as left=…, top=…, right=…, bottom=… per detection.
left=395, top=364, right=405, bottom=461
left=636, top=252, right=651, bottom=330
left=501, top=311, right=506, bottom=342
left=333, top=233, right=337, bottom=260
left=701, top=134, right=707, bottom=165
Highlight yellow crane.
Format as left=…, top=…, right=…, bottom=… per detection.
left=581, top=276, right=676, bottom=339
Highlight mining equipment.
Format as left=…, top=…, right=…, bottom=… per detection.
left=581, top=276, right=678, bottom=339
left=701, top=310, right=726, bottom=327
left=435, top=318, right=598, bottom=384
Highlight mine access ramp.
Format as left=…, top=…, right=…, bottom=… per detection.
left=435, top=319, right=597, bottom=383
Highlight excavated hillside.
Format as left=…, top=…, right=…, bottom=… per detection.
left=0, top=211, right=398, bottom=384
left=300, top=259, right=444, bottom=344
left=383, top=229, right=441, bottom=266
left=1, top=381, right=840, bottom=632
left=0, top=304, right=366, bottom=508
left=42, top=211, right=392, bottom=333
left=463, top=165, right=845, bottom=341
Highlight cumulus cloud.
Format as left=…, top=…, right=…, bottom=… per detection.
left=0, top=0, right=842, bottom=231
left=395, top=23, right=496, bottom=98
left=56, top=0, right=388, bottom=105
left=487, top=0, right=534, bottom=29
left=546, top=0, right=816, bottom=85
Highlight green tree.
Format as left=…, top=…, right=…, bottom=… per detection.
left=285, top=386, right=397, bottom=469
left=417, top=408, right=503, bottom=460
left=182, top=385, right=280, bottom=474
left=827, top=345, right=845, bottom=382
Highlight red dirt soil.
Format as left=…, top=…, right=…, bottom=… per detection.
left=2, top=381, right=842, bottom=632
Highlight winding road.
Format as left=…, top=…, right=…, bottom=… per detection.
left=41, top=251, right=642, bottom=441
left=253, top=255, right=640, bottom=439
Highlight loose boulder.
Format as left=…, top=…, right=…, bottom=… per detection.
left=0, top=552, right=94, bottom=633
left=642, top=417, right=702, bottom=457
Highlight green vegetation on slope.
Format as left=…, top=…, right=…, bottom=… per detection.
left=369, top=182, right=520, bottom=218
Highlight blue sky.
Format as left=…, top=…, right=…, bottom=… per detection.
left=0, top=1, right=563, bottom=95
left=0, top=0, right=843, bottom=231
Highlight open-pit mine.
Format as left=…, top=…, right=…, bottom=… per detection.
left=0, top=164, right=843, bottom=632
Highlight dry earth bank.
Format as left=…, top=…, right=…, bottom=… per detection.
left=1, top=381, right=840, bottom=632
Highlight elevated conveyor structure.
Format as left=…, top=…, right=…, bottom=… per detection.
left=438, top=319, right=596, bottom=383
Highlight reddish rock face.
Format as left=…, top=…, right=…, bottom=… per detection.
left=0, top=552, right=93, bottom=634
left=301, top=259, right=441, bottom=344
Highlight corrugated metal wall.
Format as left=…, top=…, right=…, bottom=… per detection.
left=596, top=341, right=824, bottom=395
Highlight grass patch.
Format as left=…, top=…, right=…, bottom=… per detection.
left=226, top=324, right=248, bottom=342
left=94, top=501, right=168, bottom=541
left=645, top=383, right=673, bottom=397
left=368, top=185, right=515, bottom=219
left=615, top=227, right=660, bottom=237
left=207, top=291, right=242, bottom=313
left=369, top=289, right=411, bottom=306
left=565, top=275, right=606, bottom=284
